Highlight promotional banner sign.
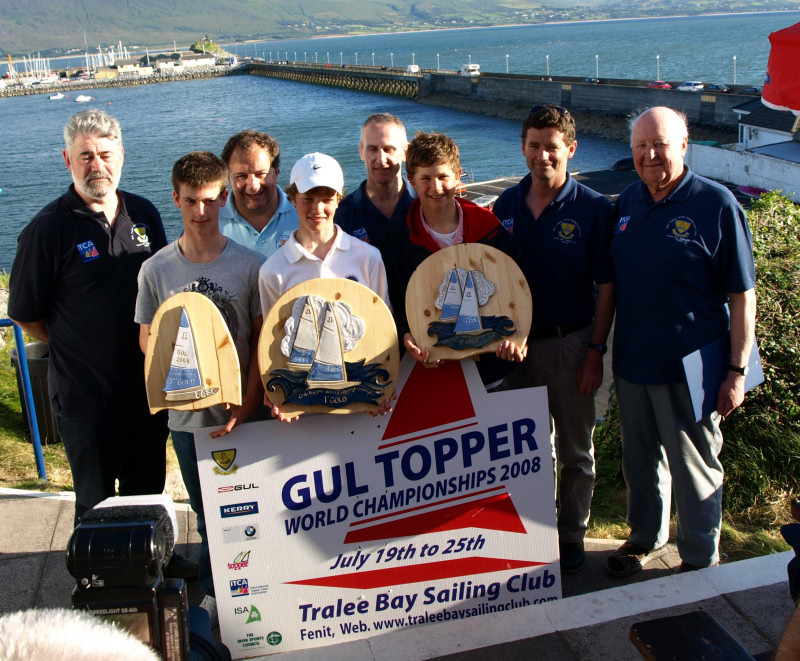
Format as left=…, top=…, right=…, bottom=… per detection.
left=196, top=356, right=558, bottom=658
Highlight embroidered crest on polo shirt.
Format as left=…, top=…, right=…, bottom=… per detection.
left=553, top=218, right=581, bottom=244
left=616, top=216, right=630, bottom=233
left=275, top=232, right=291, bottom=250
left=666, top=216, right=697, bottom=243
left=76, top=239, right=100, bottom=263
left=131, top=224, right=152, bottom=248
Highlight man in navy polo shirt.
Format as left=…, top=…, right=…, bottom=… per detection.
left=608, top=106, right=756, bottom=576
left=493, top=105, right=615, bottom=573
left=334, top=112, right=415, bottom=246
left=8, top=110, right=174, bottom=529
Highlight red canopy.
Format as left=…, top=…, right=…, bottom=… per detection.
left=762, top=21, right=800, bottom=115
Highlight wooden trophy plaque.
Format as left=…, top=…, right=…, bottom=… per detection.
left=144, top=291, right=241, bottom=414
left=406, top=244, right=532, bottom=362
left=259, top=278, right=399, bottom=418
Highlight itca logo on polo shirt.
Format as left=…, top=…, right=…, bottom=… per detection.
left=220, top=501, right=259, bottom=518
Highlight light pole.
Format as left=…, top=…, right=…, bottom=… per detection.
left=326, top=52, right=329, bottom=64
left=391, top=52, right=394, bottom=68
left=269, top=50, right=272, bottom=61
left=437, top=53, right=440, bottom=70
left=595, top=53, right=599, bottom=79
left=657, top=54, right=660, bottom=80
left=733, top=55, right=737, bottom=84
left=294, top=51, right=297, bottom=62
left=412, top=52, right=415, bottom=65
left=315, top=52, right=318, bottom=63
left=468, top=53, right=472, bottom=66
left=304, top=52, right=307, bottom=62
left=355, top=52, right=358, bottom=65
left=506, top=53, right=509, bottom=74
left=284, top=51, right=287, bottom=61
left=340, top=52, right=343, bottom=66
left=372, top=52, right=375, bottom=66
left=546, top=54, right=550, bottom=77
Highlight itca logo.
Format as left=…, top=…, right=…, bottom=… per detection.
left=228, top=550, right=251, bottom=570
left=230, top=578, right=249, bottom=597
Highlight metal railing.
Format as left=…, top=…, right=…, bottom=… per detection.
left=1, top=319, right=47, bottom=480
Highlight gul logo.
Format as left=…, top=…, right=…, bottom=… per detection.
left=212, top=449, right=239, bottom=475
left=616, top=216, right=630, bottom=233
left=220, top=502, right=259, bottom=518
left=76, top=240, right=100, bottom=263
left=222, top=524, right=259, bottom=543
left=228, top=550, right=251, bottom=570
left=218, top=482, right=259, bottom=494
left=667, top=216, right=697, bottom=241
left=554, top=219, right=580, bottom=243
left=131, top=224, right=151, bottom=248
left=230, top=578, right=249, bottom=597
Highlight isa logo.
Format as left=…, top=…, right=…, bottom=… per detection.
left=220, top=502, right=259, bottom=518
left=76, top=240, right=100, bottom=263
left=230, top=578, right=249, bottom=597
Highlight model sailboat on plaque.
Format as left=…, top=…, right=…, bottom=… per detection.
left=306, top=302, right=360, bottom=390
left=163, top=308, right=218, bottom=401
left=287, top=296, right=318, bottom=371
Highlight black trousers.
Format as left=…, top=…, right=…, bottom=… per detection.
left=52, top=395, right=169, bottom=524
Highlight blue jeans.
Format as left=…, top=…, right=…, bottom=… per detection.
left=171, top=430, right=213, bottom=595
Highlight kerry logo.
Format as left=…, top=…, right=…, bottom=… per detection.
left=667, top=216, right=697, bottom=242
left=212, top=449, right=239, bottom=475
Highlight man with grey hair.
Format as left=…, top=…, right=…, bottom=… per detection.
left=607, top=106, right=756, bottom=576
left=8, top=111, right=178, bottom=545
left=334, top=112, right=414, bottom=246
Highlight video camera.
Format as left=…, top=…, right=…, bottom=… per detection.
left=66, top=495, right=190, bottom=660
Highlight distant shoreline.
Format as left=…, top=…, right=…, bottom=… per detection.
left=223, top=9, right=800, bottom=47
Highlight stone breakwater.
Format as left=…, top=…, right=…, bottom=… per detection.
left=0, top=65, right=247, bottom=98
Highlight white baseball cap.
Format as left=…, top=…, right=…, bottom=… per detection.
left=290, top=152, right=344, bottom=195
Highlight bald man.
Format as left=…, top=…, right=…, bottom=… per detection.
left=607, top=106, right=756, bottom=577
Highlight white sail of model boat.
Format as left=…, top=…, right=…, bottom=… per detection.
left=453, top=271, right=483, bottom=334
left=164, top=308, right=216, bottom=400
left=288, top=296, right=318, bottom=370
left=307, top=302, right=360, bottom=390
left=440, top=269, right=463, bottom=322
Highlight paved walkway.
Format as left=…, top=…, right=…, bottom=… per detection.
left=1, top=487, right=794, bottom=660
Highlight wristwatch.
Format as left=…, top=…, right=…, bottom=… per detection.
left=587, top=343, right=608, bottom=355
left=729, top=364, right=749, bottom=376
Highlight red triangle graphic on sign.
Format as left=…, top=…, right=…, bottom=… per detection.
left=287, top=556, right=546, bottom=590
left=382, top=360, right=476, bottom=441
left=344, top=492, right=526, bottom=544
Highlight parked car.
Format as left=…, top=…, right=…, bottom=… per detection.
left=677, top=81, right=704, bottom=91
left=740, top=86, right=763, bottom=96
left=648, top=80, right=672, bottom=89
left=583, top=77, right=600, bottom=84
left=705, top=83, right=730, bottom=93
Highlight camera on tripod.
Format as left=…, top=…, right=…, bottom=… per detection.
left=66, top=495, right=190, bottom=660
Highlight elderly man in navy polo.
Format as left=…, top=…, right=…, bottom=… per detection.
left=607, top=106, right=756, bottom=577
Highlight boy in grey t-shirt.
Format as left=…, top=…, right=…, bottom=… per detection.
left=136, top=151, right=265, bottom=622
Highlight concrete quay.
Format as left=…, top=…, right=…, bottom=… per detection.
left=1, top=487, right=794, bottom=660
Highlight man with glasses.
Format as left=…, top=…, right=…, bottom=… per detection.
left=493, top=105, right=615, bottom=574
left=219, top=130, right=298, bottom=257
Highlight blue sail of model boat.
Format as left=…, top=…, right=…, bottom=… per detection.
left=307, top=302, right=360, bottom=390
left=440, top=269, right=462, bottom=322
left=453, top=271, right=483, bottom=334
left=164, top=308, right=203, bottom=399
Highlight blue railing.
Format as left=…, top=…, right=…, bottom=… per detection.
left=1, top=319, right=47, bottom=480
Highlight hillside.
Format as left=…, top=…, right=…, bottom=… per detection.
left=1, top=0, right=799, bottom=55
